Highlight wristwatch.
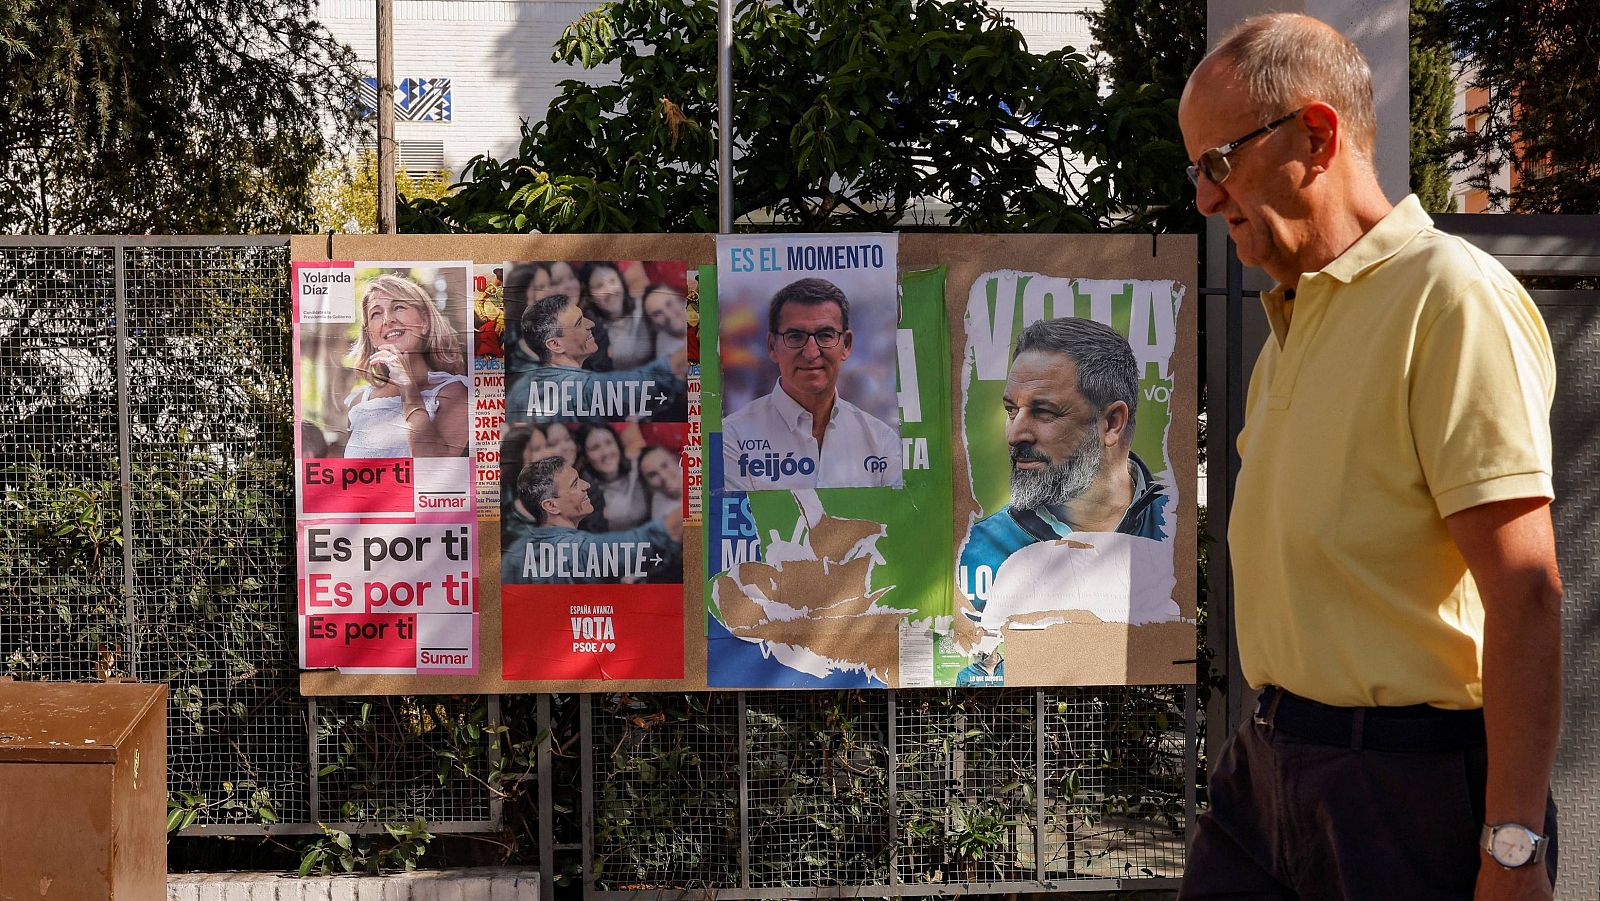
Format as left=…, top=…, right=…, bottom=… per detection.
left=1480, top=822, right=1549, bottom=868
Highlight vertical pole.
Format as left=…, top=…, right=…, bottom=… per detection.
left=1035, top=689, right=1046, bottom=883
left=580, top=695, right=595, bottom=899
left=1184, top=686, right=1200, bottom=850
left=738, top=691, right=751, bottom=889
left=307, top=699, right=321, bottom=823
left=1223, top=238, right=1250, bottom=737
left=537, top=695, right=555, bottom=901
left=113, top=242, right=138, bottom=681
left=376, top=0, right=398, bottom=234
left=716, top=0, right=734, bottom=233
left=487, top=695, right=504, bottom=828
left=887, top=689, right=898, bottom=886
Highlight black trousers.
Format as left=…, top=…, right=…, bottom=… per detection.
left=1180, top=689, right=1558, bottom=900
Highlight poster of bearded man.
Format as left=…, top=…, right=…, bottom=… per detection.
left=952, top=272, right=1187, bottom=686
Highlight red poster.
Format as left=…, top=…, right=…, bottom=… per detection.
left=501, top=584, right=683, bottom=680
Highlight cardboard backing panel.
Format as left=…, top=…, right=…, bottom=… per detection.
left=297, top=233, right=1196, bottom=694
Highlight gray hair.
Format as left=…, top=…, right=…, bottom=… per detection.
left=1210, top=13, right=1376, bottom=159
left=1013, top=317, right=1139, bottom=433
left=515, top=455, right=567, bottom=525
left=520, top=293, right=575, bottom=363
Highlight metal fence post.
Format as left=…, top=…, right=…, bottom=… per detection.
left=580, top=694, right=595, bottom=899
left=738, top=691, right=751, bottom=889
left=112, top=241, right=138, bottom=680
left=1184, top=685, right=1200, bottom=850
left=307, top=698, right=320, bottom=823
left=487, top=694, right=504, bottom=829
left=887, top=688, right=898, bottom=887
left=1035, top=689, right=1046, bottom=884
left=538, top=694, right=555, bottom=901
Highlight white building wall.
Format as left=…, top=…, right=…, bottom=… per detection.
left=993, top=0, right=1101, bottom=54
left=320, top=0, right=615, bottom=176
left=321, top=0, right=1102, bottom=178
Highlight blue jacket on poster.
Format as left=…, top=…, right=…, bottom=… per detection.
left=960, top=451, right=1168, bottom=616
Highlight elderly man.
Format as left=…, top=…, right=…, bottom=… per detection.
left=722, top=277, right=901, bottom=490
left=505, top=293, right=687, bottom=425
left=1179, top=14, right=1560, bottom=899
left=501, top=456, right=682, bottom=585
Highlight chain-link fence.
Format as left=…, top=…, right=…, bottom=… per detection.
left=0, top=239, right=1195, bottom=895
left=0, top=238, right=494, bottom=835
left=583, top=688, right=1191, bottom=897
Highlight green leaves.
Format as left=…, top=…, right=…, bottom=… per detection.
left=1, top=0, right=359, bottom=232
left=401, top=0, right=1202, bottom=235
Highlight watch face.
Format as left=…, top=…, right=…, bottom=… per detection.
left=1491, top=826, right=1536, bottom=866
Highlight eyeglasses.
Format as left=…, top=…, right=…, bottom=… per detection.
left=775, top=328, right=843, bottom=349
left=1185, top=108, right=1303, bottom=187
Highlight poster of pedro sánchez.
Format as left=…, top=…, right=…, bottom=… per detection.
left=716, top=234, right=902, bottom=491
left=497, top=259, right=692, bottom=681
left=951, top=271, right=1194, bottom=685
left=293, top=261, right=480, bottom=675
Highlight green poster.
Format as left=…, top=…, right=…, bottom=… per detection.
left=953, top=271, right=1186, bottom=685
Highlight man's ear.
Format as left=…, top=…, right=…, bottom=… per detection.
left=1102, top=401, right=1131, bottom=446
left=767, top=331, right=779, bottom=364
left=1301, top=101, right=1340, bottom=173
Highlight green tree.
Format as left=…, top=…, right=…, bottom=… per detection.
left=1410, top=0, right=1455, bottom=212
left=404, top=0, right=1199, bottom=235
left=1085, top=0, right=1205, bottom=100
left=0, top=0, right=359, bottom=233
left=311, top=152, right=454, bottom=234
left=1084, top=0, right=1206, bottom=234
left=1431, top=1, right=1600, bottom=212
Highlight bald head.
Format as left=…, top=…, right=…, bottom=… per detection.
left=1195, top=14, right=1376, bottom=161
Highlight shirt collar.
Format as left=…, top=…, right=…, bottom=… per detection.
left=1318, top=193, right=1431, bottom=284
left=770, top=381, right=840, bottom=433
left=1261, top=194, right=1431, bottom=342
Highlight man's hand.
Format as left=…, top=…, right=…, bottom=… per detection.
left=1445, top=497, right=1561, bottom=901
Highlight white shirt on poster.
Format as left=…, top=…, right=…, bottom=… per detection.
left=722, top=381, right=902, bottom=490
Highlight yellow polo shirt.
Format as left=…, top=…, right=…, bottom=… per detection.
left=1230, top=195, right=1555, bottom=709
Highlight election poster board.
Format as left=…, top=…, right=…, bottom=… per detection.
left=294, top=260, right=480, bottom=674
left=292, top=233, right=1194, bottom=695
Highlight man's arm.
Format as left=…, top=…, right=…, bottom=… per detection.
left=1445, top=496, right=1561, bottom=900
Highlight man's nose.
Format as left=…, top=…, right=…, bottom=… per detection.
left=1004, top=413, right=1031, bottom=446
left=1194, top=175, right=1227, bottom=217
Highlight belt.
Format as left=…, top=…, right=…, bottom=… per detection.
left=1253, top=685, right=1486, bottom=753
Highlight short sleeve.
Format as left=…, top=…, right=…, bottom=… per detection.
left=1409, top=275, right=1555, bottom=518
